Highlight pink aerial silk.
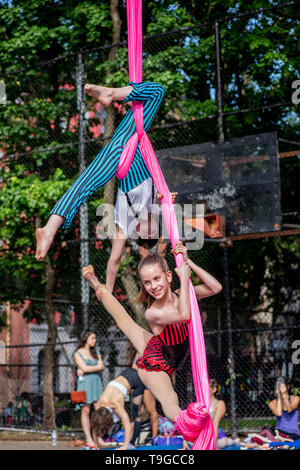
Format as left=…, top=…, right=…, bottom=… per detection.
left=116, top=0, right=216, bottom=450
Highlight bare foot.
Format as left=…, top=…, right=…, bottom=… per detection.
left=82, top=265, right=102, bottom=291
left=85, top=439, right=97, bottom=448
left=84, top=84, right=113, bottom=106
left=35, top=228, right=53, bottom=261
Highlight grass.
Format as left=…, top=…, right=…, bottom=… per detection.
left=221, top=417, right=277, bottom=433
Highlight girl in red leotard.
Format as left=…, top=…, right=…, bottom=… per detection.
left=82, top=241, right=222, bottom=429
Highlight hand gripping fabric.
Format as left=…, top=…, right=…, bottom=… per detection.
left=116, top=0, right=216, bottom=450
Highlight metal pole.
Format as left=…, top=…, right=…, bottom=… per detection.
left=76, top=53, right=89, bottom=330
left=217, top=307, right=222, bottom=358
left=223, top=244, right=237, bottom=437
left=214, top=21, right=225, bottom=144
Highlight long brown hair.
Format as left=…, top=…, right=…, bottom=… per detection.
left=76, top=330, right=97, bottom=359
left=134, top=253, right=171, bottom=308
left=91, top=408, right=114, bottom=438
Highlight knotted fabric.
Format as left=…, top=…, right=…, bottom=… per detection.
left=116, top=0, right=216, bottom=450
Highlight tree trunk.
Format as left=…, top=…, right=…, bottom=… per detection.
left=42, top=255, right=57, bottom=430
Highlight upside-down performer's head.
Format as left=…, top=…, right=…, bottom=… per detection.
left=91, top=408, right=114, bottom=440
left=135, top=213, right=160, bottom=250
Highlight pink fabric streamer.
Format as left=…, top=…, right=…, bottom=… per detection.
left=116, top=0, right=216, bottom=450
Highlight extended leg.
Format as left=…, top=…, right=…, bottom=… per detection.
left=143, top=389, right=159, bottom=437
left=35, top=214, right=64, bottom=261
left=35, top=85, right=133, bottom=261
left=85, top=84, right=133, bottom=105
left=36, top=82, right=165, bottom=260
left=105, top=226, right=127, bottom=293
left=82, top=265, right=152, bottom=354
left=137, top=369, right=181, bottom=423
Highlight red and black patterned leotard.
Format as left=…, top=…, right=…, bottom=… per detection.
left=136, top=321, right=189, bottom=377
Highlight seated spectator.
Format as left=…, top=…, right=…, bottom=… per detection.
left=209, top=378, right=240, bottom=449
left=268, top=377, right=300, bottom=440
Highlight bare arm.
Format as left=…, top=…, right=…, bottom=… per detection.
left=269, top=382, right=282, bottom=416
left=172, top=241, right=222, bottom=300
left=269, top=382, right=300, bottom=415
left=96, top=353, right=105, bottom=372
left=280, top=393, right=294, bottom=413
left=106, top=228, right=127, bottom=293
left=188, top=259, right=222, bottom=299
left=175, top=262, right=191, bottom=321
left=290, top=395, right=300, bottom=411
left=213, top=401, right=226, bottom=439
left=114, top=405, right=132, bottom=450
left=74, top=352, right=104, bottom=374
left=269, top=398, right=282, bottom=417
left=280, top=384, right=300, bottom=412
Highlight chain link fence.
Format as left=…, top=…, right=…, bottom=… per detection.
left=0, top=2, right=299, bottom=438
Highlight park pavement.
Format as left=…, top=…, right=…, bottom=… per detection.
left=0, top=439, right=80, bottom=450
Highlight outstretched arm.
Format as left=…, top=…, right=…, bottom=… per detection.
left=114, top=405, right=132, bottom=450
left=106, top=226, right=127, bottom=293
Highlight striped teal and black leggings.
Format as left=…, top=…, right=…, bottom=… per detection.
left=50, top=81, right=165, bottom=229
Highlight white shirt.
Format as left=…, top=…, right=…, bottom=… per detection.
left=114, top=177, right=159, bottom=238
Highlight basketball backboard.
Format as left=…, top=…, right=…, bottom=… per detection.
left=156, top=132, right=281, bottom=237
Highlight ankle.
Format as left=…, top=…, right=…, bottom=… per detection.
left=43, top=227, right=56, bottom=240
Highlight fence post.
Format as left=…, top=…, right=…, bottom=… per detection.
left=214, top=21, right=225, bottom=144
left=223, top=244, right=238, bottom=437
left=76, top=52, right=89, bottom=330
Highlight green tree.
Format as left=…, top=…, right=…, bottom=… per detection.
left=0, top=0, right=299, bottom=427
left=0, top=168, right=75, bottom=429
